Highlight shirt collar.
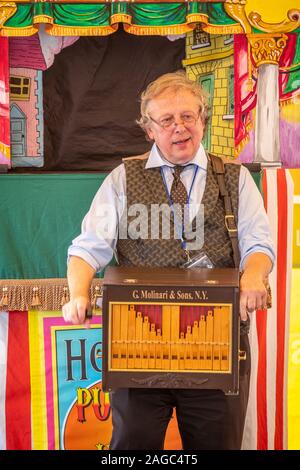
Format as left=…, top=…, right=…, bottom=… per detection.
left=145, top=143, right=207, bottom=171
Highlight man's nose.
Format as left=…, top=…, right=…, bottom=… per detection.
left=173, top=118, right=186, bottom=130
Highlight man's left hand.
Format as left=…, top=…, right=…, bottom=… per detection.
left=239, top=271, right=268, bottom=320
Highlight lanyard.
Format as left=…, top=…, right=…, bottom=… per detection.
left=160, top=164, right=199, bottom=253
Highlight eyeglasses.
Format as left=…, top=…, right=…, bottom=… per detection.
left=148, top=111, right=200, bottom=130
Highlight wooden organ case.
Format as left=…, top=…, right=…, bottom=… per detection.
left=102, top=267, right=241, bottom=395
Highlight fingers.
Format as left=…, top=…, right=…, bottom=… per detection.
left=255, top=292, right=268, bottom=310
left=62, top=302, right=79, bottom=324
left=239, top=271, right=269, bottom=319
left=77, top=302, right=88, bottom=324
left=62, top=297, right=90, bottom=325
left=239, top=291, right=248, bottom=321
left=239, top=289, right=268, bottom=319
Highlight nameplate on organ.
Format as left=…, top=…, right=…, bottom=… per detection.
left=102, top=266, right=241, bottom=395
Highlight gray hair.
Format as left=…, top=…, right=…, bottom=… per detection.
left=136, top=70, right=209, bottom=133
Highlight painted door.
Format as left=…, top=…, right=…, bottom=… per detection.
left=198, top=73, right=214, bottom=152
left=10, top=104, right=26, bottom=156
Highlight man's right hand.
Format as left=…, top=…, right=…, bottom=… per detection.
left=63, top=256, right=96, bottom=325
left=62, top=296, right=91, bottom=325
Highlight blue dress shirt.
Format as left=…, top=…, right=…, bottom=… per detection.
left=68, top=143, right=275, bottom=272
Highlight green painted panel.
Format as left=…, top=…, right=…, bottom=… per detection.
left=0, top=173, right=107, bottom=279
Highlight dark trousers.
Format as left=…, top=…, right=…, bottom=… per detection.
left=110, top=334, right=250, bottom=450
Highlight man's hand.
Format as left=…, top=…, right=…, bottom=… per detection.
left=239, top=272, right=268, bottom=320
left=62, top=296, right=91, bottom=325
left=62, top=256, right=96, bottom=325
left=239, top=252, right=273, bottom=321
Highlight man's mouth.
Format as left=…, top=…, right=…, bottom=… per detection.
left=173, top=137, right=191, bottom=145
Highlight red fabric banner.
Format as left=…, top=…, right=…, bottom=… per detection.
left=0, top=37, right=10, bottom=166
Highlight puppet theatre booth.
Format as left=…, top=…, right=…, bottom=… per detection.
left=0, top=1, right=298, bottom=450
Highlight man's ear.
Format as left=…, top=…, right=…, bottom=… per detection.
left=146, top=126, right=154, bottom=141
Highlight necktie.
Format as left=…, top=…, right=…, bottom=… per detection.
left=170, top=165, right=188, bottom=228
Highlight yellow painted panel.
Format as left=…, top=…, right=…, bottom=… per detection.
left=212, top=145, right=223, bottom=154
left=223, top=147, right=234, bottom=157
left=288, top=268, right=300, bottom=449
left=245, top=1, right=299, bottom=24
left=28, top=311, right=47, bottom=449
left=219, top=136, right=228, bottom=147
left=290, top=170, right=300, bottom=195
left=293, top=202, right=300, bottom=267
left=281, top=102, right=300, bottom=125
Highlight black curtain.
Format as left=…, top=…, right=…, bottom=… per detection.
left=43, top=29, right=185, bottom=171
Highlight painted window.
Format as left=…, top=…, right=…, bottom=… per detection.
left=9, top=76, right=31, bottom=100
left=224, top=36, right=234, bottom=46
left=192, top=25, right=211, bottom=49
left=198, top=73, right=214, bottom=152
left=227, top=65, right=234, bottom=116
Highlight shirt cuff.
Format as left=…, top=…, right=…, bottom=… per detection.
left=240, top=247, right=275, bottom=272
left=67, top=247, right=100, bottom=272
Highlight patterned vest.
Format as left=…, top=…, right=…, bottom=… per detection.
left=116, top=154, right=240, bottom=268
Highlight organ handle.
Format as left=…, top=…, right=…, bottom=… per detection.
left=239, top=350, right=247, bottom=361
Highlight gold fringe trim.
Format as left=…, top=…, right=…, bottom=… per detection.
left=33, top=15, right=54, bottom=25
left=202, top=22, right=243, bottom=35
left=46, top=23, right=117, bottom=36
left=0, top=25, right=38, bottom=36
left=0, top=141, right=10, bottom=159
left=235, top=121, right=252, bottom=157
left=235, top=134, right=250, bottom=158
left=0, top=19, right=117, bottom=37
left=0, top=14, right=243, bottom=37
left=185, top=13, right=209, bottom=25
left=123, top=22, right=193, bottom=36
left=0, top=278, right=103, bottom=312
left=246, top=120, right=253, bottom=133
left=186, top=13, right=243, bottom=34
left=110, top=13, right=132, bottom=25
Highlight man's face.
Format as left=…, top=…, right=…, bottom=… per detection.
left=146, top=89, right=205, bottom=165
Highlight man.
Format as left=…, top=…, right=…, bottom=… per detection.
left=63, top=71, right=274, bottom=450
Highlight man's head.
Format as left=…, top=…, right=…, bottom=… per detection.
left=137, top=71, right=209, bottom=164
